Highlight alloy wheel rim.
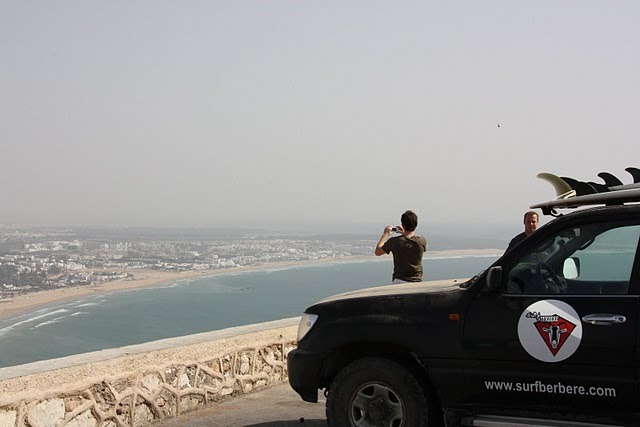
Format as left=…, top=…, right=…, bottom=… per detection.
left=349, top=381, right=405, bottom=427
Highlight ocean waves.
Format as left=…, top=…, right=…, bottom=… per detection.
left=0, top=308, right=70, bottom=337
left=0, top=299, right=103, bottom=337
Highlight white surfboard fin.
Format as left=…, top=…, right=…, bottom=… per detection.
left=537, top=173, right=576, bottom=200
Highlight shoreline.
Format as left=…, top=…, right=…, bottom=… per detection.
left=0, top=249, right=502, bottom=321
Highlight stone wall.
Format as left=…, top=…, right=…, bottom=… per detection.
left=0, top=319, right=299, bottom=427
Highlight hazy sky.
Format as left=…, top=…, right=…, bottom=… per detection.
left=2, top=1, right=638, bottom=234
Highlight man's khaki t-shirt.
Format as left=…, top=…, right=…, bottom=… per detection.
left=382, top=235, right=427, bottom=282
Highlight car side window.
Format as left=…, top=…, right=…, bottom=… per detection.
left=506, top=223, right=640, bottom=295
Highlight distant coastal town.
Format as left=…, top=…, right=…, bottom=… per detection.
left=0, top=225, right=374, bottom=299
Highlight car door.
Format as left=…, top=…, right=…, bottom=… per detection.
left=461, top=218, right=640, bottom=420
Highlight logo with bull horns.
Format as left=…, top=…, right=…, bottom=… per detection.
left=531, top=313, right=576, bottom=356
left=518, top=300, right=582, bottom=363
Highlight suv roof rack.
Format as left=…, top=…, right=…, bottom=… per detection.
left=530, top=167, right=640, bottom=216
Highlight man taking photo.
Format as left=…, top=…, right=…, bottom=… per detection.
left=375, top=210, right=427, bottom=284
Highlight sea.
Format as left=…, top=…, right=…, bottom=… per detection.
left=0, top=254, right=499, bottom=369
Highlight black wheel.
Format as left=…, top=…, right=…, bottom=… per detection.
left=326, top=357, right=441, bottom=427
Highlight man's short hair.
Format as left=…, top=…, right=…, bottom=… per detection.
left=401, top=210, right=418, bottom=231
left=523, top=211, right=539, bottom=221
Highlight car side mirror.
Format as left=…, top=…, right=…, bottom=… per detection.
left=486, top=266, right=503, bottom=293
left=563, top=257, right=580, bottom=279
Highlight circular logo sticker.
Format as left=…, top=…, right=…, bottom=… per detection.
left=517, top=299, right=582, bottom=363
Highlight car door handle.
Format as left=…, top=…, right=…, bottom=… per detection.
left=581, top=314, right=627, bottom=326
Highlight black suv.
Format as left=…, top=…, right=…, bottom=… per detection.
left=288, top=172, right=640, bottom=426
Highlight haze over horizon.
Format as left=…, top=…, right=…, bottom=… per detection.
left=2, top=2, right=638, bottom=235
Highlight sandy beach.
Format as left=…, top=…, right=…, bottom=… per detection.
left=0, top=249, right=501, bottom=321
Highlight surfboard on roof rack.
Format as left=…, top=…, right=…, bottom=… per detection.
left=531, top=187, right=640, bottom=214
left=531, top=168, right=640, bottom=216
left=537, top=169, right=640, bottom=198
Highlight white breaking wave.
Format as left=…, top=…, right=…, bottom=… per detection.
left=262, top=267, right=295, bottom=274
left=167, top=278, right=199, bottom=287
left=0, top=309, right=69, bottom=335
left=75, top=302, right=99, bottom=308
left=0, top=309, right=73, bottom=338
left=33, top=315, right=68, bottom=328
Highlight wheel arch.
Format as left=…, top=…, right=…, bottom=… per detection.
left=319, top=342, right=439, bottom=401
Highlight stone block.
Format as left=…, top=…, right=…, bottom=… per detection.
left=164, top=366, right=181, bottom=389
left=178, top=372, right=191, bottom=390
left=64, top=396, right=89, bottom=414
left=272, top=363, right=284, bottom=376
left=236, top=351, right=253, bottom=376
left=27, top=399, right=65, bottom=427
left=178, top=394, right=204, bottom=413
left=256, top=347, right=278, bottom=375
left=155, top=389, right=177, bottom=418
left=241, top=381, right=253, bottom=393
left=91, top=382, right=116, bottom=414
left=139, top=373, right=163, bottom=396
left=220, top=355, right=233, bottom=377
left=183, top=365, right=198, bottom=389
left=195, top=369, right=222, bottom=390
left=207, top=358, right=222, bottom=374
left=116, top=396, right=132, bottom=426
left=111, top=377, right=135, bottom=395
left=205, top=390, right=223, bottom=404
left=263, top=345, right=283, bottom=365
left=0, top=410, right=17, bottom=427
left=133, top=396, right=157, bottom=425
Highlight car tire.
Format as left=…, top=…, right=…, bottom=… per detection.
left=325, top=357, right=441, bottom=427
